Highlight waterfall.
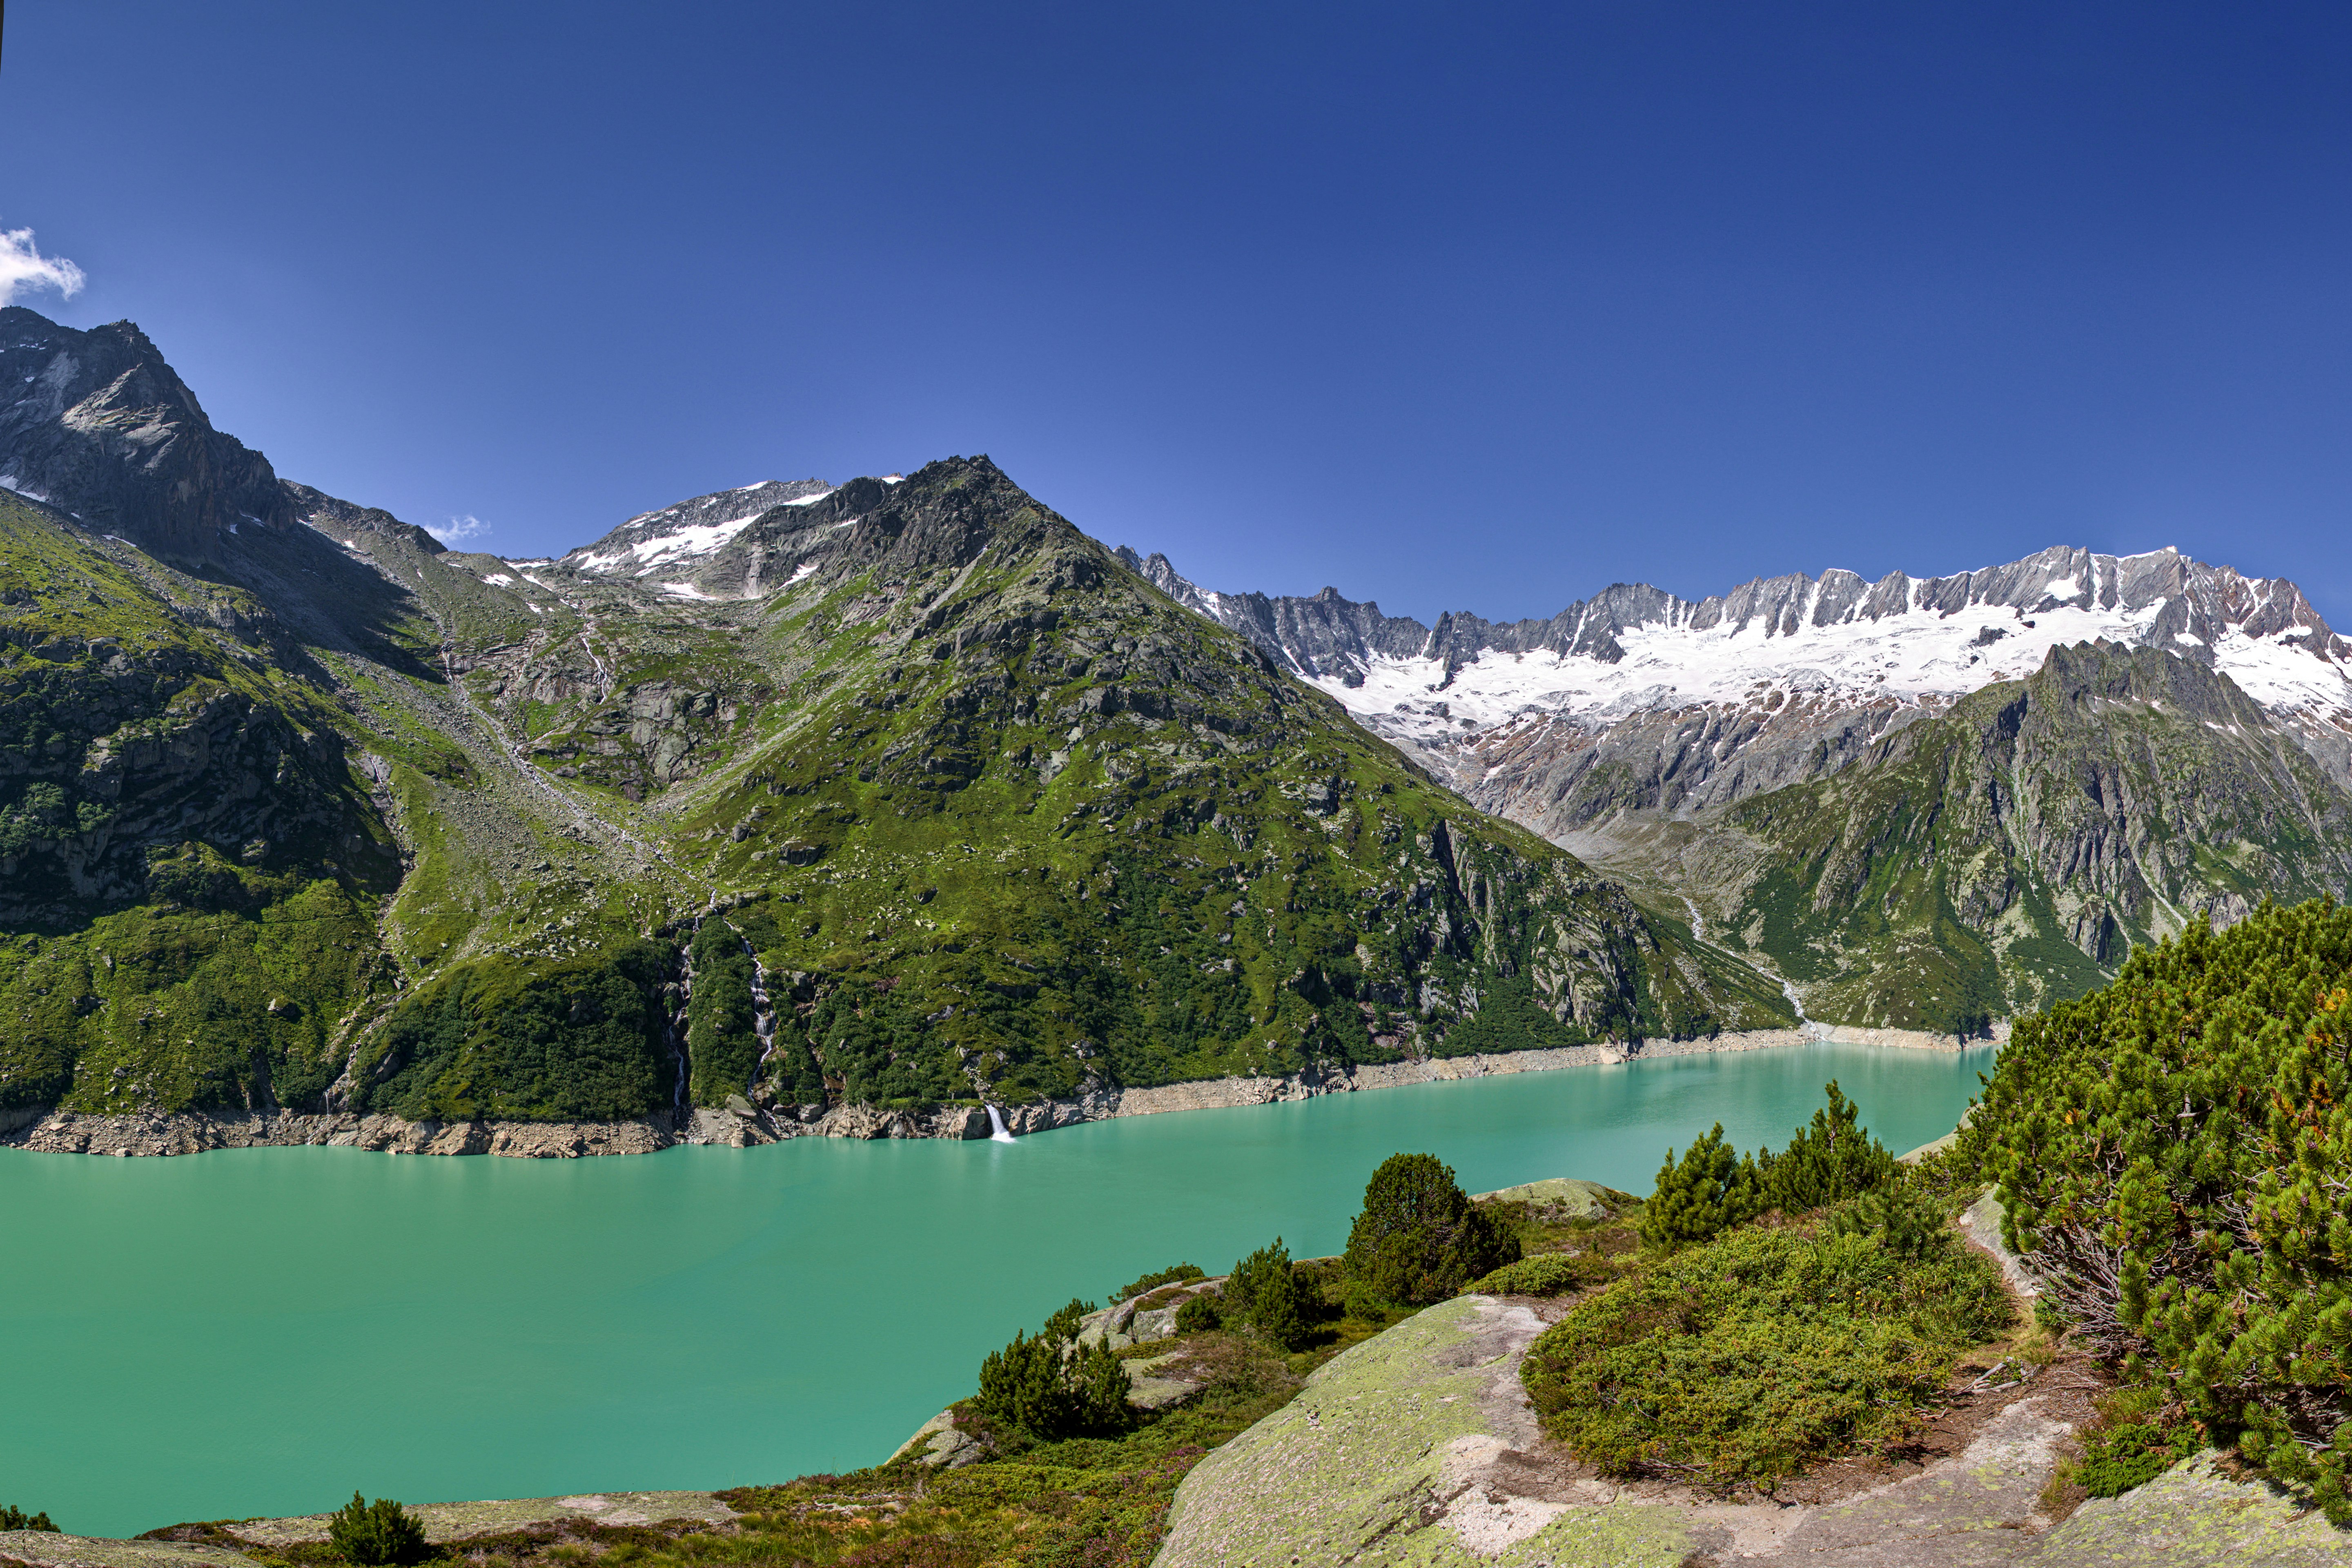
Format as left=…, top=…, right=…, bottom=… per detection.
left=669, top=920, right=697, bottom=1117
left=1681, top=896, right=1706, bottom=942
left=1782, top=978, right=1814, bottom=1031
left=744, top=937, right=780, bottom=1087
left=985, top=1104, right=1017, bottom=1143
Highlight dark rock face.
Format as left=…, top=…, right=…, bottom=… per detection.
left=0, top=307, right=295, bottom=564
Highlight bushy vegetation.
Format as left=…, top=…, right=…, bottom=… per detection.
left=1111, top=1263, right=1204, bottom=1302
left=1523, top=1203, right=2011, bottom=1491
left=0, top=1505, right=57, bottom=1532
left=1976, top=900, right=2352, bottom=1522
left=1224, top=1238, right=1309, bottom=1350
left=353, top=942, right=677, bottom=1122
left=325, top=1493, right=430, bottom=1567
left=1342, top=1153, right=1519, bottom=1307
left=1467, top=1252, right=1595, bottom=1297
left=1174, top=1294, right=1223, bottom=1333
left=1640, top=1081, right=1897, bottom=1250
left=684, top=917, right=763, bottom=1105
left=974, top=1297, right=1134, bottom=1441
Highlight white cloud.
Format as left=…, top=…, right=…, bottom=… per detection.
left=0, top=226, right=86, bottom=306
left=428, top=514, right=490, bottom=544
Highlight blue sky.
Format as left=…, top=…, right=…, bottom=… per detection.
left=4, top=2, right=2350, bottom=625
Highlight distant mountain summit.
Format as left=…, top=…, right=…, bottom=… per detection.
left=1121, top=541, right=2352, bottom=1027
left=1118, top=543, right=2352, bottom=816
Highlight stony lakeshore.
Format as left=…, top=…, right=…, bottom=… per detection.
left=0, top=1021, right=1996, bottom=1158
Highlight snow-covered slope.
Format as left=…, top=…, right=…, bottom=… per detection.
left=562, top=479, right=836, bottom=577
left=1118, top=543, right=2352, bottom=828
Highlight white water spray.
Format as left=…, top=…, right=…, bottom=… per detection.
left=1681, top=896, right=1706, bottom=942
left=985, top=1104, right=1017, bottom=1143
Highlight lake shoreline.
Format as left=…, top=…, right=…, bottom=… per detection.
left=0, top=1020, right=1999, bottom=1159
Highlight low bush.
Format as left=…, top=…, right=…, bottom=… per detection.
left=325, top=1493, right=431, bottom=1567
left=1342, top=1154, right=1519, bottom=1307
left=0, top=1506, right=57, bottom=1532
left=1465, top=1252, right=1592, bottom=1297
left=1977, top=902, right=2352, bottom=1522
left=1522, top=1209, right=2011, bottom=1492
left=1173, top=1294, right=1223, bottom=1334
left=1111, top=1264, right=1205, bottom=1303
left=2076, top=1421, right=2201, bottom=1498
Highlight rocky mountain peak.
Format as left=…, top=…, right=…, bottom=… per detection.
left=0, top=306, right=294, bottom=563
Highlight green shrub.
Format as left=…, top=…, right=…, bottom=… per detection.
left=1228, top=1238, right=1309, bottom=1350
left=1523, top=1216, right=2011, bottom=1491
left=2077, top=1421, right=2201, bottom=1497
left=1466, top=1252, right=1591, bottom=1297
left=1174, top=1294, right=1223, bottom=1333
left=325, top=1493, right=431, bottom=1567
left=1343, top=1153, right=1520, bottom=1306
left=973, top=1299, right=1132, bottom=1440
left=0, top=1506, right=57, bottom=1532
left=1977, top=902, right=2352, bottom=1523
left=1112, top=1263, right=1205, bottom=1302
left=1639, top=1124, right=1763, bottom=1250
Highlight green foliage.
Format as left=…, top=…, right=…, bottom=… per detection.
left=356, top=941, right=677, bottom=1122
left=325, top=1493, right=431, bottom=1567
left=1226, top=1238, right=1309, bottom=1350
left=2076, top=1421, right=2201, bottom=1498
left=0, top=1505, right=57, bottom=1532
left=1639, top=1125, right=1764, bottom=1249
left=1641, top=1085, right=1902, bottom=1250
left=973, top=1297, right=1134, bottom=1442
left=1111, top=1263, right=1204, bottom=1303
left=1466, top=1252, right=1594, bottom=1297
left=1042, top=1297, right=1095, bottom=1342
left=1434, top=974, right=1584, bottom=1057
left=684, top=918, right=763, bottom=1106
left=1977, top=900, right=2352, bottom=1523
left=1522, top=1217, right=2012, bottom=1492
left=1342, top=1153, right=1520, bottom=1307
left=1761, top=1080, right=1897, bottom=1214
left=1173, top=1294, right=1223, bottom=1334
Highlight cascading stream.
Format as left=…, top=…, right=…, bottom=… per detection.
left=985, top=1104, right=1017, bottom=1143
left=744, top=937, right=779, bottom=1086
left=669, top=918, right=697, bottom=1117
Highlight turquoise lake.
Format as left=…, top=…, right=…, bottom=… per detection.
left=0, top=1043, right=1995, bottom=1538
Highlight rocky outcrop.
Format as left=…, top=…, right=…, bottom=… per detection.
left=1154, top=1289, right=2350, bottom=1567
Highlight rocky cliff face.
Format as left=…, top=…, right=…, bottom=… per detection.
left=0, top=308, right=300, bottom=564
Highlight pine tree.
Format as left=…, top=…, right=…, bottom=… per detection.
left=1764, top=1081, right=1897, bottom=1214
left=325, top=1494, right=430, bottom=1568
left=1229, top=1237, right=1309, bottom=1349
left=1341, top=1153, right=1521, bottom=1306
left=1639, top=1124, right=1763, bottom=1250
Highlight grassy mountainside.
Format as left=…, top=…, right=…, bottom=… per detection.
left=377, top=458, right=1790, bottom=1118
left=0, top=454, right=1791, bottom=1130
left=1598, top=640, right=2352, bottom=1030
left=0, top=493, right=403, bottom=1115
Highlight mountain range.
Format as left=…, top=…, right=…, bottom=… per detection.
left=0, top=301, right=2345, bottom=1144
